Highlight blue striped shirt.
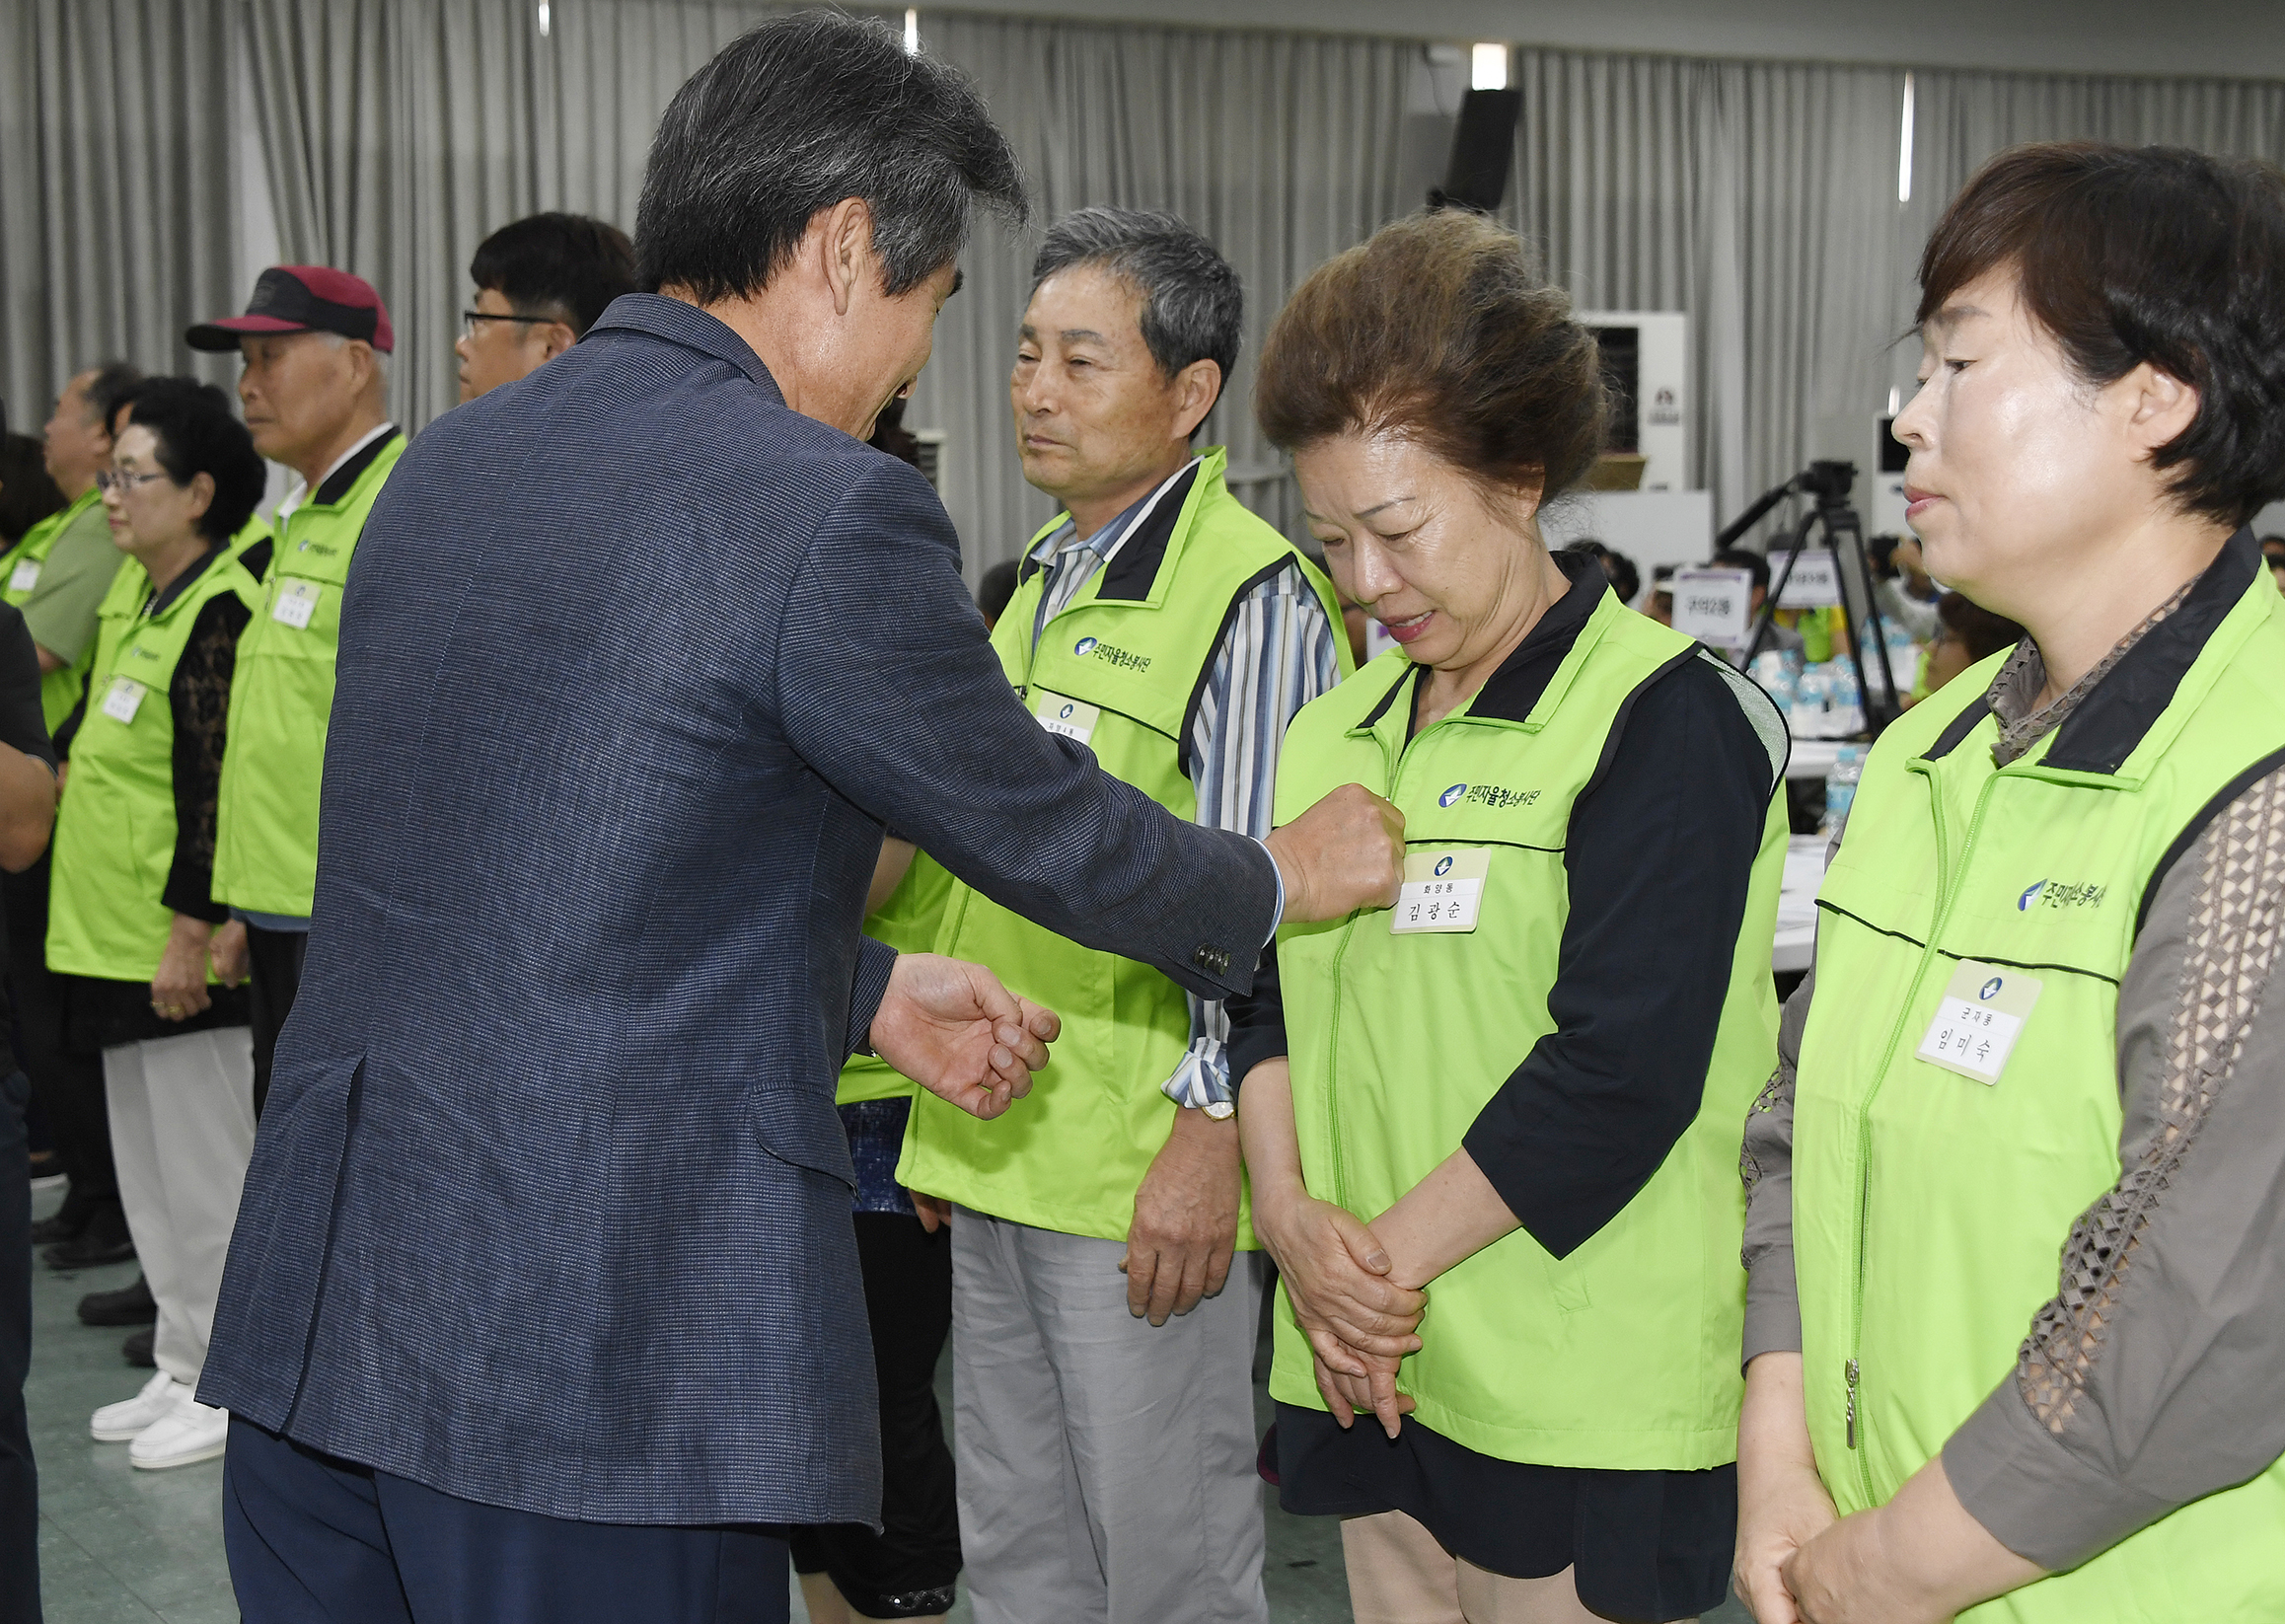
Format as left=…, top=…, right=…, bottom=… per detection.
left=1027, top=458, right=1342, bottom=1108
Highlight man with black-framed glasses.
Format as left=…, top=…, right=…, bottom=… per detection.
left=455, top=213, right=636, bottom=403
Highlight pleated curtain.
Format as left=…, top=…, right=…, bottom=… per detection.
left=0, top=0, right=245, bottom=423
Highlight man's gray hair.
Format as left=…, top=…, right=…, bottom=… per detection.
left=1032, top=208, right=1242, bottom=390
left=637, top=13, right=1026, bottom=302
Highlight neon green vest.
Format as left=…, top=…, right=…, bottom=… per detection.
left=46, top=550, right=262, bottom=982
left=1265, top=591, right=1788, bottom=1468
left=897, top=449, right=1349, bottom=1242
left=839, top=853, right=956, bottom=1106
left=1, top=487, right=107, bottom=732
left=1795, top=560, right=2285, bottom=1622
left=213, top=433, right=405, bottom=916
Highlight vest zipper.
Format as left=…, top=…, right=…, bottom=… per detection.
left=1843, top=768, right=2000, bottom=1501
left=1325, top=693, right=1416, bottom=1213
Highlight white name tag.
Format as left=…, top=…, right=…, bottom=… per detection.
left=1916, top=960, right=2043, bottom=1085
left=1391, top=849, right=1490, bottom=934
left=1031, top=689, right=1099, bottom=745
left=271, top=579, right=323, bottom=629
left=9, top=559, right=40, bottom=594
left=101, top=677, right=146, bottom=725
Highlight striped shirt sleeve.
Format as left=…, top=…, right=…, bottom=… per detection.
left=1161, top=561, right=1343, bottom=1110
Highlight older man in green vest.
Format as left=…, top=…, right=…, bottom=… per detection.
left=187, top=267, right=403, bottom=1118
left=898, top=209, right=1349, bottom=1624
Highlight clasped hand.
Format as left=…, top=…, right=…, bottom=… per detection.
left=1257, top=1189, right=1425, bottom=1439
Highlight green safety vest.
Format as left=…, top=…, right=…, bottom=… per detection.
left=1267, top=589, right=1789, bottom=1469
left=897, top=448, right=1349, bottom=1242
left=46, top=550, right=262, bottom=982
left=213, top=433, right=405, bottom=917
left=0, top=487, right=107, bottom=732
left=839, top=852, right=956, bottom=1106
left=1795, top=551, right=2285, bottom=1622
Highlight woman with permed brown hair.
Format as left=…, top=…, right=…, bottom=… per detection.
left=1225, top=209, right=1792, bottom=1622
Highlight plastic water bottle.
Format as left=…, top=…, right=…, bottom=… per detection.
left=1822, top=744, right=1865, bottom=834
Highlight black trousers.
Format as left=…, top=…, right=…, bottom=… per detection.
left=787, top=1212, right=960, bottom=1618
left=224, top=1418, right=789, bottom=1624
left=0, top=1069, right=39, bottom=1624
left=4, top=856, right=115, bottom=1216
left=245, top=924, right=307, bottom=1121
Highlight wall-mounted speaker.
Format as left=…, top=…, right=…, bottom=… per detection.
left=1430, top=89, right=1522, bottom=214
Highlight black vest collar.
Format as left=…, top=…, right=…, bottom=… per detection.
left=310, top=426, right=402, bottom=509
left=2039, top=526, right=2257, bottom=775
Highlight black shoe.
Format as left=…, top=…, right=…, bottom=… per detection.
left=121, top=1327, right=155, bottom=1367
left=42, top=1203, right=133, bottom=1270
left=79, top=1274, right=157, bottom=1326
left=28, top=1185, right=92, bottom=1246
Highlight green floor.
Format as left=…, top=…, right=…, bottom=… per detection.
left=23, top=1183, right=1744, bottom=1623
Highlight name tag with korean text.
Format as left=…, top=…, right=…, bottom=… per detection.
left=1391, top=849, right=1490, bottom=934
left=101, top=677, right=146, bottom=725
left=9, top=559, right=39, bottom=594
left=1916, top=960, right=2042, bottom=1085
left=271, top=580, right=323, bottom=629
left=1031, top=689, right=1099, bottom=746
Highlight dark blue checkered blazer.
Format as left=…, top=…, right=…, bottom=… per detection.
left=200, top=295, right=1278, bottom=1526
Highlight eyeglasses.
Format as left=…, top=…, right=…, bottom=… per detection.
left=97, top=470, right=171, bottom=496
left=462, top=309, right=560, bottom=338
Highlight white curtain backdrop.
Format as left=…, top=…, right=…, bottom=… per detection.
left=1, top=0, right=245, bottom=422
left=9, top=0, right=2285, bottom=566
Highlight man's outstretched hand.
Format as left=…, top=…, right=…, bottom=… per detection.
left=870, top=952, right=1060, bottom=1119
left=1265, top=783, right=1406, bottom=923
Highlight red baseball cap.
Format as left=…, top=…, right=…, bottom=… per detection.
left=186, top=265, right=394, bottom=354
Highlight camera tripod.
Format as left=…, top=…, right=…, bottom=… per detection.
left=1720, top=460, right=1903, bottom=738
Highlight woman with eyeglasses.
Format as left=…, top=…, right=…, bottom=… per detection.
left=47, top=378, right=267, bottom=1473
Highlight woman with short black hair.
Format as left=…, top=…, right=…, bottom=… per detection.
left=1737, top=141, right=2285, bottom=1624
left=49, top=378, right=266, bottom=1473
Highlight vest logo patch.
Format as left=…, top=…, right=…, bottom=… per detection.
left=1434, top=854, right=1454, bottom=876
left=2019, top=878, right=2106, bottom=912
left=297, top=540, right=339, bottom=557
left=1438, top=781, right=1540, bottom=811
left=1073, top=636, right=1150, bottom=673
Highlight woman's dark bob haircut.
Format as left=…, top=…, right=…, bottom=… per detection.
left=116, top=379, right=266, bottom=545
left=1918, top=141, right=2285, bottom=530
left=636, top=12, right=1027, bottom=303
left=1256, top=210, right=1606, bottom=507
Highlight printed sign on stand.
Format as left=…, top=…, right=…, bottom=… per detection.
left=1775, top=548, right=1842, bottom=609
left=1671, top=567, right=1754, bottom=648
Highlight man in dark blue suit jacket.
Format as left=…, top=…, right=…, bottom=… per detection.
left=203, top=16, right=1401, bottom=1623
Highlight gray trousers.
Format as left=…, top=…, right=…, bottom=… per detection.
left=105, top=1027, right=258, bottom=1388
left=950, top=1206, right=1269, bottom=1624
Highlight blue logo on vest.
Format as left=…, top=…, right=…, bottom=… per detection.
left=1979, top=976, right=2004, bottom=1000
left=1439, top=782, right=1467, bottom=808
left=2018, top=880, right=2046, bottom=912
left=1434, top=855, right=1454, bottom=876
left=1059, top=702, right=1074, bottom=719
left=1074, top=636, right=1098, bottom=656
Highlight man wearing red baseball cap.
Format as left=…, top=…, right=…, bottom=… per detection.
left=184, top=266, right=405, bottom=1335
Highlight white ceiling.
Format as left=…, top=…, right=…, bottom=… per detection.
left=919, top=0, right=2285, bottom=81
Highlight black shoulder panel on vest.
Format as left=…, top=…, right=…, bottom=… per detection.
left=2134, top=743, right=2285, bottom=940
left=1925, top=697, right=1994, bottom=761
left=1095, top=464, right=1203, bottom=603
left=2044, top=527, right=2258, bottom=775
left=1358, top=661, right=1419, bottom=732
left=1577, top=644, right=1700, bottom=808
left=1176, top=554, right=1313, bottom=781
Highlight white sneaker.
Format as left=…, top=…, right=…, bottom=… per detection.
left=91, top=1371, right=184, bottom=1441
left=128, top=1390, right=230, bottom=1470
